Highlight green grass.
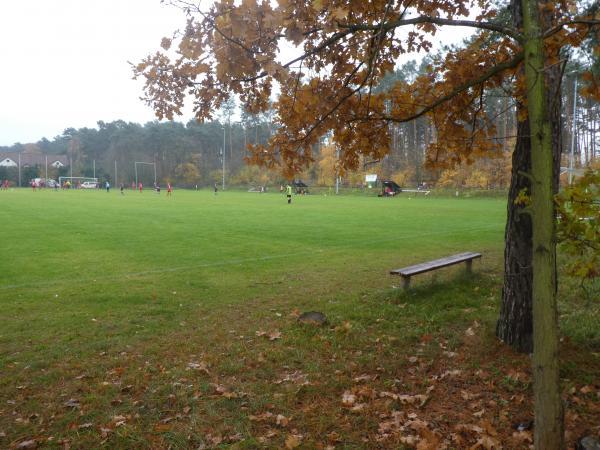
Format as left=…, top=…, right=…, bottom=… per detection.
left=0, top=188, right=597, bottom=449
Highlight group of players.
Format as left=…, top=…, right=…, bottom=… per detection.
left=0, top=179, right=175, bottom=196
left=121, top=181, right=173, bottom=196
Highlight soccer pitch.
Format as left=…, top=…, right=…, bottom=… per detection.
left=0, top=188, right=508, bottom=447
left=1, top=188, right=506, bottom=354
left=1, top=188, right=505, bottom=289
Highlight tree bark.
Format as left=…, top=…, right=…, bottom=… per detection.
left=497, top=116, right=534, bottom=352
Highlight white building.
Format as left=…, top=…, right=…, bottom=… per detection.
left=0, top=157, right=17, bottom=167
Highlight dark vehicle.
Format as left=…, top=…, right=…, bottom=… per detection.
left=292, top=180, right=309, bottom=194
left=380, top=180, right=402, bottom=197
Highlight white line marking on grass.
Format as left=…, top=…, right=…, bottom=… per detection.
left=0, top=225, right=501, bottom=291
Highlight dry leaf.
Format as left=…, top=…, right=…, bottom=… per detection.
left=512, top=430, right=533, bottom=443
left=285, top=434, right=302, bottom=449
left=335, top=321, right=352, bottom=332
left=351, top=403, right=367, bottom=412
left=268, top=330, right=282, bottom=341
left=470, top=434, right=501, bottom=449
left=341, top=391, right=356, bottom=406
left=16, top=440, right=38, bottom=449
left=276, top=414, right=289, bottom=427
left=353, top=374, right=372, bottom=383
left=63, top=398, right=80, bottom=408
left=249, top=412, right=274, bottom=422
left=187, top=361, right=210, bottom=374
left=154, top=423, right=172, bottom=432
left=461, top=390, right=480, bottom=401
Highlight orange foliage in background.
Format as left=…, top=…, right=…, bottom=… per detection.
left=134, top=0, right=598, bottom=179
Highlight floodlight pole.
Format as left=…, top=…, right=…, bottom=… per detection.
left=114, top=160, right=117, bottom=185
left=335, top=145, right=340, bottom=195
left=45, top=155, right=48, bottom=181
left=93, top=160, right=96, bottom=179
left=18, top=153, right=21, bottom=187
left=153, top=162, right=157, bottom=185
left=135, top=163, right=138, bottom=187
left=222, top=126, right=226, bottom=191
left=569, top=75, right=578, bottom=185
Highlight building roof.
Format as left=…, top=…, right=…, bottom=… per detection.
left=0, top=152, right=68, bottom=167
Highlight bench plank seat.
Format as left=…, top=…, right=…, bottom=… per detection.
left=390, top=252, right=481, bottom=289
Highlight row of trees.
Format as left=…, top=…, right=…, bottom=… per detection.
left=0, top=119, right=272, bottom=187
left=1, top=67, right=596, bottom=190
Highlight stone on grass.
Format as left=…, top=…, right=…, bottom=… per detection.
left=577, top=436, right=600, bottom=450
left=298, top=311, right=327, bottom=326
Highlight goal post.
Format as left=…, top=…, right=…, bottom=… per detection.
left=134, top=162, right=157, bottom=188
left=58, top=176, right=98, bottom=188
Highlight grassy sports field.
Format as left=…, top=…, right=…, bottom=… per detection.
left=0, top=188, right=598, bottom=449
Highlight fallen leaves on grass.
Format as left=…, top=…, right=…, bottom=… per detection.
left=112, top=415, right=127, bottom=427
left=15, top=440, right=38, bottom=449
left=211, top=383, right=246, bottom=399
left=274, top=371, right=310, bottom=385
left=63, top=399, right=80, bottom=409
left=341, top=391, right=356, bottom=406
left=269, top=330, right=282, bottom=340
left=379, top=391, right=429, bottom=406
left=511, top=430, right=533, bottom=445
left=285, top=434, right=302, bottom=449
left=153, top=423, right=172, bottom=433
left=353, top=374, right=374, bottom=383
left=276, top=414, right=289, bottom=427
left=256, top=330, right=282, bottom=340
left=335, top=321, right=352, bottom=333
left=187, top=361, right=210, bottom=374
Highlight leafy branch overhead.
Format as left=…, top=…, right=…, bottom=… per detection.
left=134, top=0, right=599, bottom=176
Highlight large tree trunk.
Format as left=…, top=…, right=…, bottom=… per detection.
left=497, top=117, right=534, bottom=352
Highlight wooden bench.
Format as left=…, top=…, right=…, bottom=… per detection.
left=390, top=252, right=482, bottom=290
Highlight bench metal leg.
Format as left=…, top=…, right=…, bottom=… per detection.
left=466, top=259, right=473, bottom=274
left=403, top=276, right=411, bottom=290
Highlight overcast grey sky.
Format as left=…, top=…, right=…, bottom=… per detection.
left=0, top=0, right=182, bottom=146
left=0, top=1, right=474, bottom=147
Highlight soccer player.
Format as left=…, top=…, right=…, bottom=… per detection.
left=120, top=183, right=124, bottom=195
left=105, top=181, right=110, bottom=193
left=167, top=183, right=172, bottom=197
left=286, top=183, right=292, bottom=204
left=139, top=182, right=143, bottom=193
left=214, top=182, right=218, bottom=195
